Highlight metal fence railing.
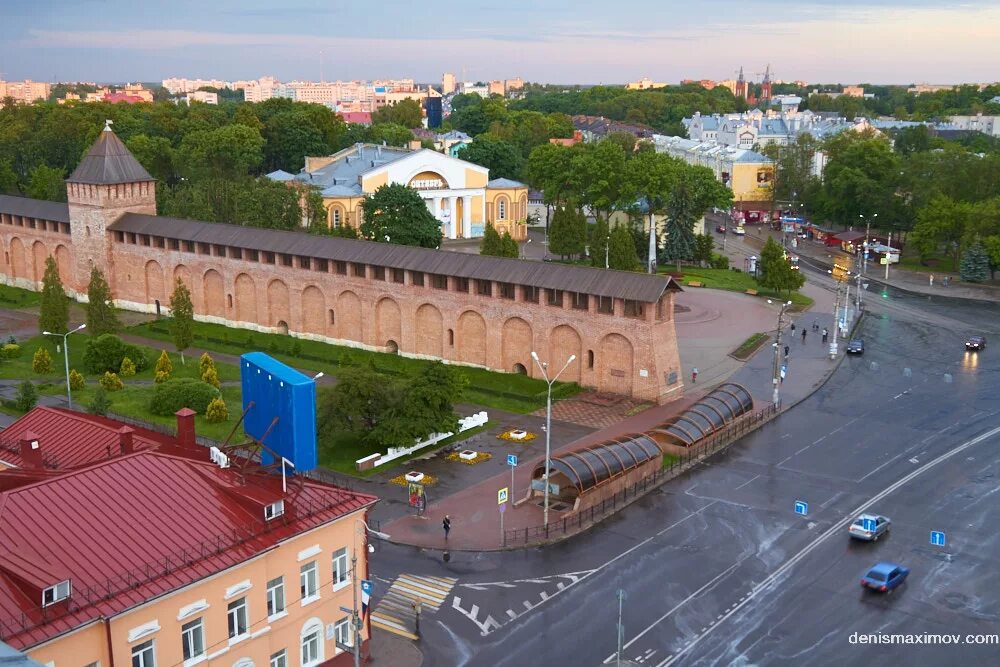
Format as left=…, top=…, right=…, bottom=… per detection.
left=503, top=403, right=779, bottom=548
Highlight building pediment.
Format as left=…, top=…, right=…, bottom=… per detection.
left=366, top=149, right=489, bottom=192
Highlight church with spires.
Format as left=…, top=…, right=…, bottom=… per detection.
left=734, top=65, right=773, bottom=106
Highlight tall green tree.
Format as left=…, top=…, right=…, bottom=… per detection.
left=457, top=136, right=524, bottom=180
left=86, top=267, right=121, bottom=336
left=590, top=217, right=610, bottom=268
left=608, top=224, right=640, bottom=271
left=548, top=205, right=586, bottom=259
left=480, top=222, right=503, bottom=256
left=960, top=241, right=990, bottom=283
left=757, top=237, right=805, bottom=293
left=179, top=124, right=265, bottom=179
left=168, top=278, right=194, bottom=364
left=627, top=151, right=679, bottom=271
left=317, top=365, right=400, bottom=435
left=660, top=166, right=731, bottom=269
left=372, top=99, right=424, bottom=129
left=26, top=164, right=67, bottom=202
left=499, top=231, right=519, bottom=258
left=0, top=158, right=19, bottom=194
left=360, top=183, right=443, bottom=248
left=370, top=362, right=467, bottom=446
left=38, top=256, right=68, bottom=335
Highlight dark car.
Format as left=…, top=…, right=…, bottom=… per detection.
left=716, top=224, right=727, bottom=233
left=966, top=335, right=986, bottom=351
left=861, top=562, right=909, bottom=593
left=845, top=339, right=865, bottom=355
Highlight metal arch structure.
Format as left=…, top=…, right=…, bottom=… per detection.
left=533, top=434, right=661, bottom=494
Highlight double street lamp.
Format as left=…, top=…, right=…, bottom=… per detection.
left=530, top=351, right=576, bottom=529
left=42, top=323, right=86, bottom=409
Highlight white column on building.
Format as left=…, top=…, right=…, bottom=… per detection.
left=433, top=195, right=443, bottom=233
left=462, top=194, right=472, bottom=238
left=448, top=196, right=459, bottom=239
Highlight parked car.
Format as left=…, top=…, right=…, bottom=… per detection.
left=861, top=562, right=909, bottom=593
left=845, top=339, right=865, bottom=355
left=848, top=514, right=890, bottom=541
left=716, top=224, right=727, bottom=233
left=965, top=335, right=987, bottom=351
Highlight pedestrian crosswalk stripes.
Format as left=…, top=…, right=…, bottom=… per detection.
left=370, top=573, right=457, bottom=640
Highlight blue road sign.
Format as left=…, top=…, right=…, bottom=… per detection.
left=794, top=500, right=808, bottom=516
left=507, top=454, right=518, bottom=467
left=862, top=518, right=877, bottom=532
left=499, top=502, right=507, bottom=514
left=930, top=531, right=946, bottom=546
left=361, top=580, right=373, bottom=595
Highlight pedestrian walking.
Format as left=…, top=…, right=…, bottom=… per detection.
left=822, top=328, right=828, bottom=343
left=790, top=322, right=796, bottom=334
left=784, top=345, right=790, bottom=358
left=801, top=328, right=807, bottom=342
left=929, top=274, right=934, bottom=287
left=691, top=367, right=698, bottom=383
left=443, top=515, right=451, bottom=541
left=812, top=320, right=819, bottom=331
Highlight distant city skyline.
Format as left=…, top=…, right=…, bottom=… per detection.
left=1, top=0, right=998, bottom=85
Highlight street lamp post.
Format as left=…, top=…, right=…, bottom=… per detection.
left=530, top=351, right=576, bottom=529
left=352, top=519, right=390, bottom=667
left=42, top=323, right=86, bottom=409
left=767, top=300, right=792, bottom=407
left=605, top=234, right=610, bottom=269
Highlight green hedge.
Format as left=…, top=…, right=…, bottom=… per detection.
left=83, top=334, right=151, bottom=374
left=149, top=378, right=221, bottom=415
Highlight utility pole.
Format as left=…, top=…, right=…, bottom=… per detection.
left=830, top=277, right=842, bottom=359
left=616, top=589, right=626, bottom=667
left=769, top=300, right=791, bottom=407
left=647, top=214, right=656, bottom=274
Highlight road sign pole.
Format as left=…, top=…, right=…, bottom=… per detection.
left=511, top=465, right=515, bottom=502
left=500, top=504, right=504, bottom=544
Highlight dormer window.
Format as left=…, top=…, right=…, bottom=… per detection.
left=265, top=500, right=285, bottom=521
left=42, top=579, right=71, bottom=606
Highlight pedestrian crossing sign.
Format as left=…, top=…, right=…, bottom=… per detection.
left=498, top=487, right=509, bottom=505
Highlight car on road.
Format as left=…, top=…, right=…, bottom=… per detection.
left=733, top=225, right=746, bottom=236
left=965, top=335, right=987, bottom=351
left=716, top=224, right=727, bottom=233
left=848, top=513, right=890, bottom=541
left=845, top=339, right=865, bottom=355
left=861, top=562, right=909, bottom=593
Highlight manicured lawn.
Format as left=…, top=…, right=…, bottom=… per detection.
left=897, top=254, right=958, bottom=274
left=318, top=421, right=495, bottom=477
left=0, top=284, right=40, bottom=309
left=128, top=320, right=580, bottom=413
left=669, top=268, right=814, bottom=307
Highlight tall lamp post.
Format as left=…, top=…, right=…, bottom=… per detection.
left=530, top=351, right=576, bottom=529
left=351, top=519, right=390, bottom=667
left=860, top=213, right=877, bottom=274
left=605, top=233, right=610, bottom=269
left=767, top=300, right=792, bottom=407
left=43, top=323, right=86, bottom=409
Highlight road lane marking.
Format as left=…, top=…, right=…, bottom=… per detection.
left=654, top=423, right=1000, bottom=666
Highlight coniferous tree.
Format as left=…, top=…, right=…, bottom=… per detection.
left=590, top=217, right=610, bottom=268
left=608, top=224, right=640, bottom=271
left=169, top=278, right=195, bottom=364
left=480, top=222, right=503, bottom=256
left=86, top=268, right=121, bottom=336
left=960, top=241, right=990, bottom=283
left=38, top=256, right=68, bottom=335
left=499, top=231, right=520, bottom=258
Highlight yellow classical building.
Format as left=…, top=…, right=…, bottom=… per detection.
left=270, top=143, right=527, bottom=240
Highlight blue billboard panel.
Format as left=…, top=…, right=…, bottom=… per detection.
left=240, top=352, right=317, bottom=472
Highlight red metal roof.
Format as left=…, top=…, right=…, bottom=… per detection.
left=0, top=407, right=170, bottom=470
left=0, top=412, right=378, bottom=650
left=337, top=111, right=372, bottom=125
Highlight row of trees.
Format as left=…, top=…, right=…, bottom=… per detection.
left=528, top=140, right=731, bottom=268
left=772, top=83, right=1000, bottom=121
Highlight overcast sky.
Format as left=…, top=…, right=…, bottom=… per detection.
left=2, top=0, right=998, bottom=85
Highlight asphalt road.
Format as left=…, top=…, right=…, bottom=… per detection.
left=368, top=280, right=1000, bottom=667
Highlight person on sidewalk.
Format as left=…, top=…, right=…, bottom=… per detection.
left=443, top=515, right=451, bottom=541
left=790, top=322, right=796, bottom=335
left=930, top=274, right=934, bottom=287
left=691, top=368, right=698, bottom=383
left=784, top=345, right=790, bottom=359
left=801, top=328, right=807, bottom=343
left=812, top=320, right=819, bottom=331
left=822, top=328, right=828, bottom=343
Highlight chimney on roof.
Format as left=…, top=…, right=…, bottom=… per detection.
left=118, top=426, right=135, bottom=454
left=176, top=408, right=197, bottom=450
left=19, top=432, right=43, bottom=469
left=408, top=140, right=422, bottom=150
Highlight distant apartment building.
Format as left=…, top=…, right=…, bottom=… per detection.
left=235, top=76, right=279, bottom=102
left=907, top=83, right=954, bottom=94
left=687, top=109, right=873, bottom=150
left=162, top=77, right=227, bottom=94
left=0, top=407, right=379, bottom=667
left=716, top=79, right=738, bottom=95
left=841, top=85, right=865, bottom=97
left=946, top=113, right=1000, bottom=137
left=488, top=80, right=505, bottom=96
left=442, top=72, right=457, bottom=95
left=0, top=80, right=51, bottom=104
left=505, top=78, right=524, bottom=92
left=626, top=77, right=667, bottom=90
left=460, top=82, right=490, bottom=97
left=183, top=90, right=219, bottom=104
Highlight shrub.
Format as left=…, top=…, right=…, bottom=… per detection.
left=155, top=349, right=173, bottom=379
left=1, top=343, right=21, bottom=360
left=69, top=369, right=85, bottom=390
left=154, top=370, right=170, bottom=384
left=14, top=380, right=38, bottom=412
left=119, top=356, right=137, bottom=377
left=711, top=253, right=730, bottom=270
left=83, top=334, right=149, bottom=374
left=33, top=347, right=53, bottom=374
left=148, top=378, right=221, bottom=415
left=89, top=387, right=111, bottom=416
left=99, top=371, right=124, bottom=392
left=291, top=339, right=302, bottom=357
left=205, top=396, right=229, bottom=423
left=198, top=352, right=215, bottom=378
left=201, top=366, right=221, bottom=389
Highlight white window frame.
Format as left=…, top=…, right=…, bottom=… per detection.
left=42, top=580, right=71, bottom=606
left=227, top=597, right=249, bottom=642
left=265, top=500, right=284, bottom=521
left=332, top=209, right=341, bottom=228
left=267, top=576, right=286, bottom=619
left=300, top=620, right=323, bottom=667
left=270, top=650, right=287, bottom=667
left=498, top=198, right=506, bottom=220
left=180, top=617, right=205, bottom=665
left=334, top=617, right=351, bottom=653
left=131, top=640, right=155, bottom=667
left=300, top=562, right=319, bottom=605
left=332, top=548, right=349, bottom=591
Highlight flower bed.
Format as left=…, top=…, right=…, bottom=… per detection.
left=498, top=429, right=537, bottom=442
left=446, top=451, right=492, bottom=465
left=389, top=473, right=438, bottom=487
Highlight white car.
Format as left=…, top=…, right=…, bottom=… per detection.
left=849, top=514, right=891, bottom=541
left=733, top=226, right=746, bottom=236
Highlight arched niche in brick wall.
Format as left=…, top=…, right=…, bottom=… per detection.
left=457, top=310, right=487, bottom=366
left=414, top=303, right=443, bottom=358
